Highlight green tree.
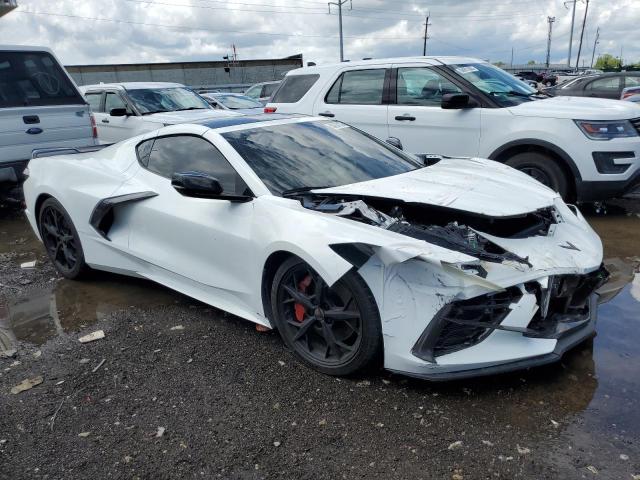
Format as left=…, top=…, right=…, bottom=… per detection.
left=594, top=53, right=622, bottom=70
left=493, top=61, right=506, bottom=67
left=527, top=60, right=536, bottom=65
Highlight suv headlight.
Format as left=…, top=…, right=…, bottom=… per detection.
left=575, top=120, right=638, bottom=140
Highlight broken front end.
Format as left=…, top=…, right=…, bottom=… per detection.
left=302, top=192, right=610, bottom=380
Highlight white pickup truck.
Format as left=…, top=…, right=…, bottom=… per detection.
left=0, top=45, right=98, bottom=201
left=266, top=56, right=640, bottom=202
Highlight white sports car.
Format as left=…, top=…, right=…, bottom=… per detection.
left=23, top=115, right=609, bottom=380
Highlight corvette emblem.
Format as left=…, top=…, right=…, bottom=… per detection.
left=559, top=241, right=581, bottom=251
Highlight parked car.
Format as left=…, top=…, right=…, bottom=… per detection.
left=622, top=86, right=640, bottom=103
left=201, top=92, right=264, bottom=113
left=23, top=114, right=617, bottom=380
left=0, top=45, right=98, bottom=201
left=516, top=71, right=543, bottom=82
left=266, top=57, right=640, bottom=202
left=546, top=72, right=640, bottom=100
left=79, top=82, right=238, bottom=143
left=244, top=81, right=281, bottom=105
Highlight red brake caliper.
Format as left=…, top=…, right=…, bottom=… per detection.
left=294, top=275, right=312, bottom=322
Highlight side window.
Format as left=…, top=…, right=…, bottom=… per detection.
left=105, top=92, right=126, bottom=113
left=325, top=69, right=386, bottom=105
left=271, top=75, right=319, bottom=103
left=245, top=85, right=261, bottom=99
left=145, top=135, right=246, bottom=195
left=396, top=67, right=462, bottom=106
left=85, top=92, right=102, bottom=112
left=625, top=76, right=640, bottom=87
left=136, top=138, right=154, bottom=167
left=262, top=83, right=279, bottom=98
left=586, top=77, right=621, bottom=91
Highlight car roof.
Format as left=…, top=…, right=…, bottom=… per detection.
left=196, top=113, right=307, bottom=130
left=285, top=56, right=484, bottom=75
left=79, top=82, right=184, bottom=91
left=0, top=45, right=55, bottom=53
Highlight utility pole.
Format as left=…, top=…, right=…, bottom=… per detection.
left=328, top=0, right=352, bottom=62
left=575, top=0, right=589, bottom=71
left=564, top=0, right=578, bottom=67
left=510, top=47, right=514, bottom=68
left=422, top=14, right=431, bottom=56
left=590, top=27, right=599, bottom=68
left=546, top=16, right=555, bottom=68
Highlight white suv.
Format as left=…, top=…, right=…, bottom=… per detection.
left=79, top=82, right=239, bottom=143
left=266, top=57, right=640, bottom=201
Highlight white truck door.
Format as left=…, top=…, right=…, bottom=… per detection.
left=312, top=67, right=389, bottom=141
left=387, top=64, right=481, bottom=156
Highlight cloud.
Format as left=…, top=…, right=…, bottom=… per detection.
left=1, top=0, right=637, bottom=67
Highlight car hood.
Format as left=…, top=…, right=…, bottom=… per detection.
left=507, top=95, right=640, bottom=120
left=144, top=109, right=242, bottom=124
left=313, top=157, right=557, bottom=217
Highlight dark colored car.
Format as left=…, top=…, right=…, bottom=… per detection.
left=546, top=72, right=640, bottom=100
left=516, top=71, right=557, bottom=86
left=516, top=71, right=542, bottom=82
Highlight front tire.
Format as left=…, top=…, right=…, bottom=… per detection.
left=270, top=257, right=382, bottom=376
left=505, top=151, right=569, bottom=199
left=38, top=197, right=89, bottom=279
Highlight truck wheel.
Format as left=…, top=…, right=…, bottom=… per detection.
left=505, top=152, right=569, bottom=199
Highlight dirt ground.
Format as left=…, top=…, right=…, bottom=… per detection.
left=1, top=201, right=639, bottom=480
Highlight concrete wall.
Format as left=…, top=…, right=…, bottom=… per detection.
left=66, top=56, right=303, bottom=91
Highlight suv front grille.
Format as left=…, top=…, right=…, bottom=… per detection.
left=630, top=117, right=640, bottom=135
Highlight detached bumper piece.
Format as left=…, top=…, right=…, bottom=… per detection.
left=412, top=266, right=610, bottom=366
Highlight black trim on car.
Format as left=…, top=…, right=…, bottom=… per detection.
left=576, top=170, right=640, bottom=201
left=90, top=191, right=158, bottom=240
left=395, top=295, right=598, bottom=382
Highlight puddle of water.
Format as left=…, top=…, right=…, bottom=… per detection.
left=0, top=276, right=185, bottom=352
left=0, top=211, right=43, bottom=256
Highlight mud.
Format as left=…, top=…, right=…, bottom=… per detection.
left=0, top=202, right=639, bottom=479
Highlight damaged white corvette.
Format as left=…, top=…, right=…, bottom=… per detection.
left=23, top=115, right=611, bottom=380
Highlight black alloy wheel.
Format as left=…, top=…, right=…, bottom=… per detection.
left=271, top=257, right=381, bottom=376
left=38, top=197, right=89, bottom=279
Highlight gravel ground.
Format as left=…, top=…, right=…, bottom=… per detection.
left=1, top=203, right=639, bottom=480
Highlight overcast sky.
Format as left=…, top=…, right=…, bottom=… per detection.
left=1, top=0, right=638, bottom=67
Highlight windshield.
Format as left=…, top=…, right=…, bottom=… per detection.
left=126, top=87, right=211, bottom=114
left=449, top=63, right=538, bottom=107
left=216, top=95, right=263, bottom=109
left=222, top=120, right=421, bottom=196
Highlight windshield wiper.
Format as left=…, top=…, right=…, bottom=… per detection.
left=487, top=90, right=535, bottom=98
left=174, top=107, right=207, bottom=111
left=141, top=110, right=169, bottom=115
left=282, top=185, right=333, bottom=197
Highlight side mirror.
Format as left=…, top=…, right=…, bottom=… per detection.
left=385, top=137, right=403, bottom=150
left=171, top=172, right=253, bottom=202
left=441, top=93, right=473, bottom=109
left=110, top=107, right=128, bottom=117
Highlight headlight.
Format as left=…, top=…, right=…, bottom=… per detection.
left=575, top=120, right=638, bottom=140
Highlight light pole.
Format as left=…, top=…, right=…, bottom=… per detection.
left=328, top=0, right=352, bottom=62
left=546, top=16, right=556, bottom=68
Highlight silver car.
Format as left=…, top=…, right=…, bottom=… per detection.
left=244, top=81, right=281, bottom=105
left=201, top=92, right=264, bottom=114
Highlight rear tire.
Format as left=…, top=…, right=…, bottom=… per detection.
left=38, top=197, right=89, bottom=279
left=270, top=257, right=382, bottom=376
left=505, top=151, right=569, bottom=199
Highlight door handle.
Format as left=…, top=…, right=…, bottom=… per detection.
left=395, top=115, right=416, bottom=121
left=318, top=111, right=335, bottom=118
left=102, top=119, right=110, bottom=123
left=26, top=127, right=43, bottom=135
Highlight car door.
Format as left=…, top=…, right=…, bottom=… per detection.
left=387, top=64, right=481, bottom=156
left=98, top=91, right=140, bottom=143
left=312, top=67, right=389, bottom=141
left=583, top=76, right=622, bottom=99
left=126, top=133, right=257, bottom=317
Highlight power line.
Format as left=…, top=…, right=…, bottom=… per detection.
left=11, top=9, right=417, bottom=40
